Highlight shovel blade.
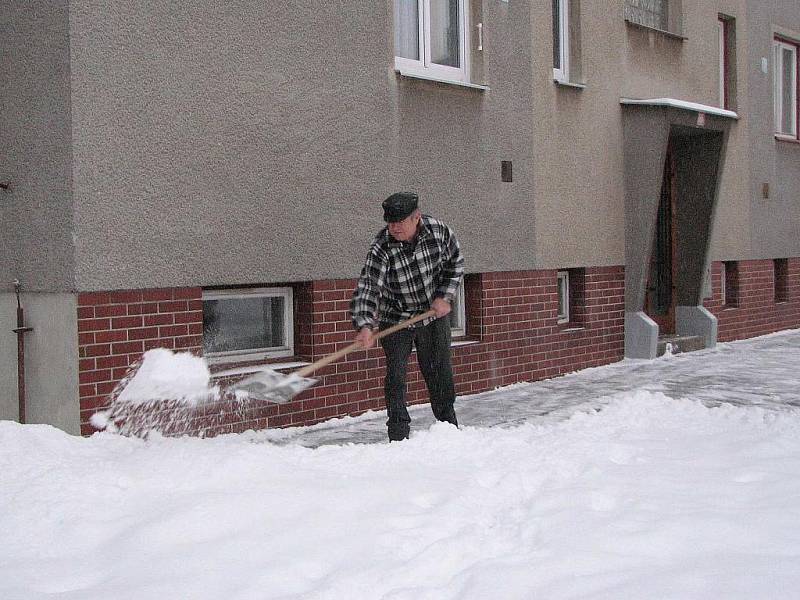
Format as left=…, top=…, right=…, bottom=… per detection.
left=229, top=369, right=317, bottom=404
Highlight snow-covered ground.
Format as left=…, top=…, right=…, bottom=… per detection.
left=3, top=331, right=800, bottom=599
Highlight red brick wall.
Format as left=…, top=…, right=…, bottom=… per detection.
left=75, top=260, right=800, bottom=436
left=76, top=268, right=626, bottom=436
left=262, top=266, right=626, bottom=430
left=77, top=288, right=203, bottom=435
left=704, top=258, right=800, bottom=342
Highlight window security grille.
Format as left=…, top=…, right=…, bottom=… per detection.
left=624, top=0, right=668, bottom=31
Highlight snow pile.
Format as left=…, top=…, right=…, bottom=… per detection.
left=89, top=348, right=227, bottom=436
left=3, top=391, right=800, bottom=599
left=116, top=348, right=216, bottom=405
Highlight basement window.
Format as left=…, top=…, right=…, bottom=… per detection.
left=723, top=261, right=739, bottom=308
left=557, top=268, right=587, bottom=326
left=774, top=258, right=788, bottom=303
left=202, top=287, right=294, bottom=363
left=448, top=281, right=467, bottom=337
left=557, top=271, right=570, bottom=323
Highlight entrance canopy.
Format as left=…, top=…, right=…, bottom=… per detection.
left=620, top=97, right=738, bottom=120
left=620, top=98, right=738, bottom=358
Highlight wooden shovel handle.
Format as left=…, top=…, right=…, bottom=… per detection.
left=292, top=309, right=438, bottom=379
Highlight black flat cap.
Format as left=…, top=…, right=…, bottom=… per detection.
left=382, top=192, right=418, bottom=222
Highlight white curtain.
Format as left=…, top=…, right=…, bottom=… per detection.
left=430, top=0, right=460, bottom=67
left=395, top=0, right=420, bottom=60
left=780, top=47, right=796, bottom=134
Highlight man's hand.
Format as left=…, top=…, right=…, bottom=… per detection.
left=431, top=297, right=452, bottom=318
left=356, top=326, right=375, bottom=348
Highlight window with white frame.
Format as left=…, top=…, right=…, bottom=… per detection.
left=394, top=0, right=468, bottom=83
left=448, top=281, right=466, bottom=337
left=552, top=0, right=569, bottom=82
left=718, top=18, right=729, bottom=109
left=717, top=16, right=737, bottom=111
left=557, top=271, right=569, bottom=324
left=774, top=37, right=798, bottom=138
left=202, top=287, right=294, bottom=362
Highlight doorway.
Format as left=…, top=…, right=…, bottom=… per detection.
left=645, top=146, right=676, bottom=334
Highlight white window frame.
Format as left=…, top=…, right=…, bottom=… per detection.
left=718, top=19, right=726, bottom=109
left=774, top=37, right=798, bottom=139
left=557, top=271, right=570, bottom=324
left=719, top=264, right=726, bottom=307
left=553, top=0, right=569, bottom=82
left=394, top=0, right=470, bottom=84
left=449, top=281, right=467, bottom=337
left=202, top=287, right=294, bottom=364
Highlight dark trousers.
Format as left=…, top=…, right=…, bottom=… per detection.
left=379, top=317, right=458, bottom=441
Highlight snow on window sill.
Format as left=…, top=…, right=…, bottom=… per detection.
left=211, top=361, right=311, bottom=379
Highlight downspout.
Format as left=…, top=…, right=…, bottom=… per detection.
left=12, top=279, right=33, bottom=424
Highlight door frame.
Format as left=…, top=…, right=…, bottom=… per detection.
left=645, top=145, right=677, bottom=334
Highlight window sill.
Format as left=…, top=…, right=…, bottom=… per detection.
left=624, top=19, right=687, bottom=41
left=559, top=325, right=586, bottom=333
left=211, top=360, right=311, bottom=379
left=554, top=79, right=586, bottom=90
left=205, top=351, right=294, bottom=366
left=775, top=134, right=800, bottom=144
left=395, top=68, right=490, bottom=91
left=451, top=338, right=480, bottom=348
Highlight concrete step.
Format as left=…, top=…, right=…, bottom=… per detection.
left=657, top=335, right=706, bottom=357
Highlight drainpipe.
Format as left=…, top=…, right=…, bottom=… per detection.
left=12, top=279, right=33, bottom=424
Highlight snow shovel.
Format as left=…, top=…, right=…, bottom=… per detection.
left=230, top=309, right=438, bottom=403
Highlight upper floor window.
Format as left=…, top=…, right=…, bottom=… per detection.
left=394, top=0, right=468, bottom=83
left=774, top=37, right=799, bottom=139
left=718, top=16, right=736, bottom=110
left=552, top=0, right=569, bottom=82
left=202, top=287, right=294, bottom=363
left=624, top=0, right=668, bottom=32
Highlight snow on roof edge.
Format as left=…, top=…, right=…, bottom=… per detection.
left=620, top=97, right=739, bottom=119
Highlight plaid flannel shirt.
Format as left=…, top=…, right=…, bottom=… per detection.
left=350, top=215, right=465, bottom=330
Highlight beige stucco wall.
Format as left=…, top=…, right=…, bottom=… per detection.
left=3, top=0, right=797, bottom=292
left=0, top=1, right=76, bottom=293
left=63, top=0, right=543, bottom=286
left=530, top=0, right=761, bottom=269
left=745, top=2, right=800, bottom=259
